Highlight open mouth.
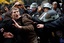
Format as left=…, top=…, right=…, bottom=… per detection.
left=16, top=15, right=18, bottom=17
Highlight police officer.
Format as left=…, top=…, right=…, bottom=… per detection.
left=36, top=2, right=64, bottom=43
left=29, top=2, right=42, bottom=23
left=36, top=3, right=59, bottom=43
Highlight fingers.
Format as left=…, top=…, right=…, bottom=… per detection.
left=37, top=24, right=41, bottom=28
left=12, top=19, right=22, bottom=29
left=37, top=24, right=44, bottom=28
left=12, top=19, right=19, bottom=26
left=12, top=19, right=17, bottom=24
left=12, top=19, right=19, bottom=25
left=12, top=24, right=18, bottom=27
left=37, top=24, right=39, bottom=28
left=3, top=32, right=14, bottom=38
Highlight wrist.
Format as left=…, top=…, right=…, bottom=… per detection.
left=19, top=26, right=22, bottom=29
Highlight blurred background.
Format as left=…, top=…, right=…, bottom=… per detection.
left=0, top=0, right=63, bottom=5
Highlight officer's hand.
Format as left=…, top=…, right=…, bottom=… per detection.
left=3, top=32, right=14, bottom=38
left=37, top=24, right=44, bottom=28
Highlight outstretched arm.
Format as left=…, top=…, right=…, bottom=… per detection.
left=37, top=16, right=64, bottom=29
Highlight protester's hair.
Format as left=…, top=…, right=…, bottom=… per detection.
left=9, top=7, right=19, bottom=17
left=10, top=7, right=19, bottom=12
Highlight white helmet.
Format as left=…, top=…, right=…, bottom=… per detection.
left=38, top=10, right=59, bottom=22
left=43, top=3, right=52, bottom=9
left=30, top=3, right=38, bottom=9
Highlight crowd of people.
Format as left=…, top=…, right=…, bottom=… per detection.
left=0, top=1, right=64, bottom=43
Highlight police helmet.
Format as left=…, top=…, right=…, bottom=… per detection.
left=30, top=3, right=38, bottom=9
left=38, top=10, right=59, bottom=22
left=42, top=3, right=52, bottom=9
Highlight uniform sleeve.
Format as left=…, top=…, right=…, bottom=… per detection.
left=44, top=16, right=64, bottom=29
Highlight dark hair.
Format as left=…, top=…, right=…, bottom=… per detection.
left=11, top=7, right=19, bottom=12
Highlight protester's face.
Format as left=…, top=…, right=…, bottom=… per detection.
left=11, top=9, right=20, bottom=20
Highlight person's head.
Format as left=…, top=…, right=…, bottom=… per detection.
left=25, top=5, right=30, bottom=10
left=39, top=10, right=59, bottom=22
left=4, top=6, right=9, bottom=12
left=52, top=1, right=58, bottom=9
left=43, top=3, right=52, bottom=12
left=30, top=3, right=38, bottom=12
left=2, top=5, right=9, bottom=13
left=10, top=7, right=21, bottom=20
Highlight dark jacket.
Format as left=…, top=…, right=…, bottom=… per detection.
left=38, top=14, right=64, bottom=43
left=44, top=16, right=64, bottom=31
left=1, top=14, right=37, bottom=43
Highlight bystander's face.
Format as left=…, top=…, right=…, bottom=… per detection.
left=11, top=9, right=21, bottom=20
left=4, top=6, right=9, bottom=12
left=52, top=3, right=57, bottom=9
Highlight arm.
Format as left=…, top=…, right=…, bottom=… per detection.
left=21, top=14, right=34, bottom=30
left=37, top=16, right=64, bottom=29
left=44, top=17, right=64, bottom=28
left=12, top=14, right=34, bottom=31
